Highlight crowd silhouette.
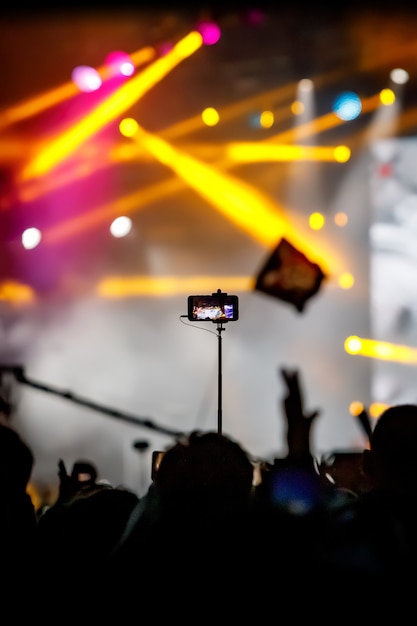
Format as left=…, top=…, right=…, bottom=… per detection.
left=1, top=365, right=417, bottom=617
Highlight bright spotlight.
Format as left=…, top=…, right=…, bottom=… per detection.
left=110, top=216, right=132, bottom=238
left=71, top=66, right=102, bottom=92
left=333, top=91, right=362, bottom=121
left=390, top=68, right=409, bottom=85
left=22, top=227, right=42, bottom=249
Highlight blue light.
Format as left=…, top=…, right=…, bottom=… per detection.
left=333, top=91, right=362, bottom=121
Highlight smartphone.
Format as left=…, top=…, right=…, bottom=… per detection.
left=187, top=294, right=239, bottom=322
left=151, top=450, right=165, bottom=480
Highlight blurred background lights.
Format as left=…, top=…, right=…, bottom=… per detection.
left=333, top=91, right=362, bottom=121
left=390, top=67, right=409, bottom=85
left=338, top=272, right=355, bottom=289
left=334, top=212, right=348, bottom=226
left=334, top=145, right=351, bottom=162
left=201, top=107, right=220, bottom=126
left=299, top=78, right=314, bottom=92
left=105, top=51, right=135, bottom=77
left=349, top=401, right=364, bottom=417
left=345, top=335, right=362, bottom=354
left=308, top=212, right=325, bottom=230
left=197, top=21, right=221, bottom=45
left=259, top=110, right=274, bottom=128
left=119, top=117, right=139, bottom=138
left=369, top=403, right=389, bottom=419
left=110, top=216, right=132, bottom=238
left=291, top=100, right=305, bottom=115
left=379, top=88, right=396, bottom=106
left=244, top=9, right=265, bottom=25
left=22, top=227, right=41, bottom=250
left=71, top=65, right=102, bottom=92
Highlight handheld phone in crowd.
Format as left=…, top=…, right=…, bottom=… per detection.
left=151, top=450, right=165, bottom=481
left=187, top=293, right=239, bottom=322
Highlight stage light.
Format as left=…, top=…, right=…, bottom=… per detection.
left=349, top=401, right=364, bottom=417
left=298, top=78, right=313, bottom=92
left=390, top=68, right=409, bottom=85
left=308, top=212, right=325, bottom=230
left=259, top=110, right=274, bottom=128
left=20, top=30, right=203, bottom=182
left=338, top=272, right=354, bottom=289
left=105, top=51, right=135, bottom=77
left=110, top=216, right=132, bottom=238
left=119, top=117, right=139, bottom=138
left=379, top=88, right=395, bottom=106
left=333, top=91, right=362, bottom=121
left=291, top=101, right=304, bottom=115
left=334, top=145, right=351, bottom=162
left=201, top=107, right=219, bottom=126
left=197, top=20, right=221, bottom=45
left=21, top=227, right=41, bottom=250
left=71, top=66, right=102, bottom=92
left=345, top=336, right=417, bottom=364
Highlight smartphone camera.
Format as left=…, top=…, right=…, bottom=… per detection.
left=187, top=293, right=239, bottom=322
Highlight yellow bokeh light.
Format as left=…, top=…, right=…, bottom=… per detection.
left=119, top=117, right=139, bottom=137
left=349, top=401, right=364, bottom=417
left=309, top=212, right=325, bottom=230
left=344, top=336, right=362, bottom=354
left=259, top=110, right=274, bottom=128
left=338, top=272, right=354, bottom=289
left=202, top=107, right=220, bottom=126
left=369, top=403, right=389, bottom=419
left=333, top=145, right=351, bottom=162
left=379, top=88, right=396, bottom=106
left=291, top=100, right=304, bottom=115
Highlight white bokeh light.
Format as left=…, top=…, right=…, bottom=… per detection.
left=22, top=227, right=42, bottom=249
left=110, top=216, right=132, bottom=238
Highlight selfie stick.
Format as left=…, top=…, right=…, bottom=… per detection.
left=215, top=319, right=226, bottom=434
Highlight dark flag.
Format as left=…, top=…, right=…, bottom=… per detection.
left=254, top=237, right=326, bottom=313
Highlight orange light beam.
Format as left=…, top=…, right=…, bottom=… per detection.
left=19, top=31, right=203, bottom=182
left=97, top=276, right=254, bottom=298
left=0, top=46, right=156, bottom=131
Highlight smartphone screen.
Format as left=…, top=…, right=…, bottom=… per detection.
left=187, top=294, right=239, bottom=321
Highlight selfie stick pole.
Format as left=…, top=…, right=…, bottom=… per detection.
left=216, top=321, right=225, bottom=434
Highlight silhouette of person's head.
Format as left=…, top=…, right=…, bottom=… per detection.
left=154, top=430, right=255, bottom=516
left=0, top=424, right=34, bottom=493
left=363, top=403, right=417, bottom=496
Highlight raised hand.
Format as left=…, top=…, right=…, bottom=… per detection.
left=280, top=367, right=320, bottom=463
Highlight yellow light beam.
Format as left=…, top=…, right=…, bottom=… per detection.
left=0, top=47, right=156, bottom=132
left=225, top=143, right=350, bottom=163
left=345, top=335, right=417, bottom=365
left=19, top=31, right=203, bottom=182
left=35, top=87, right=386, bottom=255
left=132, top=124, right=329, bottom=272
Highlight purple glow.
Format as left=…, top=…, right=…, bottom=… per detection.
left=197, top=21, right=221, bottom=45
left=244, top=9, right=265, bottom=25
left=105, top=51, right=134, bottom=77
